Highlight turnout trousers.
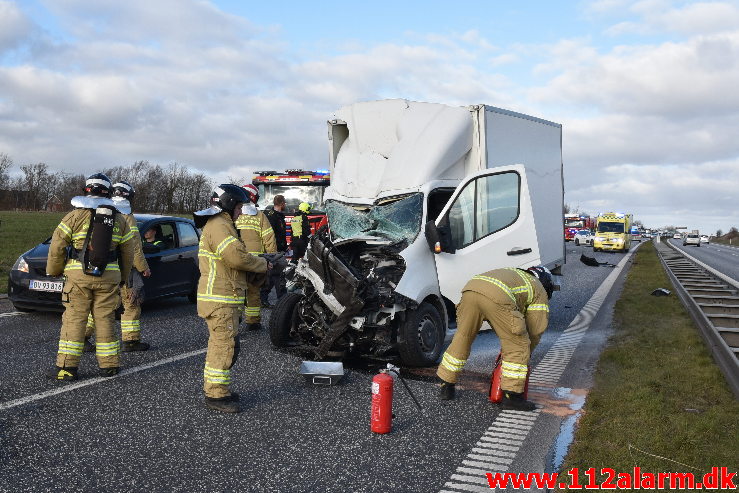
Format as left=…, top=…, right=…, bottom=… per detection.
left=437, top=291, right=546, bottom=393
left=85, top=285, right=142, bottom=342
left=245, top=274, right=266, bottom=323
left=57, top=279, right=121, bottom=369
left=202, top=305, right=241, bottom=399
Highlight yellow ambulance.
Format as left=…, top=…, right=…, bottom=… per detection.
left=593, top=212, right=633, bottom=252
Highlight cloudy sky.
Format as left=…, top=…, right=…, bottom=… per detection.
left=1, top=0, right=737, bottom=234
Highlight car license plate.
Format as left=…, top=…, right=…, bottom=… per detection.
left=29, top=279, right=64, bottom=292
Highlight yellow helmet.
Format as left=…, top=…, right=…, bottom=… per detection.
left=298, top=202, right=311, bottom=213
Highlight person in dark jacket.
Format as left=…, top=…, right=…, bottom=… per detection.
left=289, top=202, right=311, bottom=264
left=261, top=195, right=288, bottom=306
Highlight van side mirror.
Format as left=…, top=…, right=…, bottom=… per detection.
left=425, top=220, right=456, bottom=254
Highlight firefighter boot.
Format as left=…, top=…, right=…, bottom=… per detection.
left=439, top=382, right=456, bottom=401
left=205, top=396, right=241, bottom=413
left=100, top=367, right=120, bottom=378
left=83, top=337, right=96, bottom=352
left=501, top=391, right=536, bottom=411
left=123, top=341, right=150, bottom=352
left=48, top=366, right=78, bottom=381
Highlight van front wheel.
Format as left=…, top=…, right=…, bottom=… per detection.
left=397, top=302, right=445, bottom=367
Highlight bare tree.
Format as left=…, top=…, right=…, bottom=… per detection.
left=0, top=153, right=12, bottom=189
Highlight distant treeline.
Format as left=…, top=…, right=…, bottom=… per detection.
left=0, top=154, right=214, bottom=214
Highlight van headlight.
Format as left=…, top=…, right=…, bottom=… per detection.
left=13, top=256, right=29, bottom=273
left=594, top=236, right=604, bottom=242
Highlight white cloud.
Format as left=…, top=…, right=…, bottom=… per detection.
left=0, top=1, right=33, bottom=52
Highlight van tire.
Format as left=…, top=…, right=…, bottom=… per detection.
left=397, top=302, right=445, bottom=367
left=269, top=293, right=302, bottom=347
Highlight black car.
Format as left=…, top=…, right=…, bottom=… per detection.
left=7, top=214, right=200, bottom=312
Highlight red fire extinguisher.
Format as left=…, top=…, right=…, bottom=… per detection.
left=489, top=352, right=530, bottom=403
left=371, top=370, right=394, bottom=434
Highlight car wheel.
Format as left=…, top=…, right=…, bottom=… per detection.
left=397, top=302, right=445, bottom=367
left=575, top=239, right=580, bottom=246
left=269, top=292, right=303, bottom=347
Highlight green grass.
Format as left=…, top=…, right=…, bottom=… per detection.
left=0, top=211, right=66, bottom=294
left=558, top=242, right=738, bottom=486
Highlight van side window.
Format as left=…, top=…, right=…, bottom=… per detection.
left=447, top=171, right=520, bottom=249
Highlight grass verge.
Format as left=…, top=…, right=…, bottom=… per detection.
left=0, top=211, right=66, bottom=295
left=558, top=241, right=738, bottom=486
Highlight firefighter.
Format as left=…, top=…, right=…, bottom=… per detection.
left=289, top=202, right=311, bottom=263
left=235, top=184, right=276, bottom=331
left=436, top=266, right=554, bottom=411
left=86, top=181, right=152, bottom=351
left=47, top=173, right=135, bottom=381
left=194, top=184, right=268, bottom=413
left=261, top=194, right=288, bottom=306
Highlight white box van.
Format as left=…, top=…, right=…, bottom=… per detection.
left=270, top=100, right=564, bottom=366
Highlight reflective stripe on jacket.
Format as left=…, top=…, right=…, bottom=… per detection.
left=197, top=212, right=267, bottom=309
left=124, top=213, right=149, bottom=273
left=235, top=210, right=276, bottom=255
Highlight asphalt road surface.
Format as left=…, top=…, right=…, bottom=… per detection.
left=0, top=243, right=635, bottom=493
left=667, top=238, right=739, bottom=284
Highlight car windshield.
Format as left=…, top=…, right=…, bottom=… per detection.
left=688, top=234, right=699, bottom=238
left=597, top=221, right=625, bottom=233
left=257, top=184, right=326, bottom=213
left=326, top=193, right=423, bottom=243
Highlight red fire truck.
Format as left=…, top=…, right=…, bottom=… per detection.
left=252, top=169, right=330, bottom=245
left=564, top=213, right=594, bottom=241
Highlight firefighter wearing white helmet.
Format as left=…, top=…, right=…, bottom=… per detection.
left=194, top=184, right=267, bottom=413
left=85, top=180, right=152, bottom=352
left=47, top=173, right=135, bottom=381
left=234, top=184, right=276, bottom=331
left=289, top=202, right=312, bottom=263
left=436, top=266, right=554, bottom=411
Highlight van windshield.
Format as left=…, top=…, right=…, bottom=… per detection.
left=326, top=193, right=423, bottom=243
left=598, top=222, right=625, bottom=233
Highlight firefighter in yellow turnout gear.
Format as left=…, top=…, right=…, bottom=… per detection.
left=47, top=173, right=135, bottom=380
left=194, top=184, right=267, bottom=413
left=235, top=184, right=276, bottom=331
left=86, top=181, right=152, bottom=352
left=437, top=267, right=554, bottom=411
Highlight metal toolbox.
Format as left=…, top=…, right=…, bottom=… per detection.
left=299, top=361, right=345, bottom=386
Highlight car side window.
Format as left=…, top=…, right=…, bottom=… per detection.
left=159, top=223, right=177, bottom=249
left=177, top=222, right=199, bottom=247
left=447, top=171, right=520, bottom=250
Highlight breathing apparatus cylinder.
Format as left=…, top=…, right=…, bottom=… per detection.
left=370, top=370, right=394, bottom=434
left=84, top=205, right=116, bottom=277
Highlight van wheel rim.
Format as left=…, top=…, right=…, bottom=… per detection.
left=417, top=316, right=438, bottom=353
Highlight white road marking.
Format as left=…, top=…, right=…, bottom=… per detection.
left=0, top=311, right=28, bottom=318
left=441, top=247, right=637, bottom=493
left=0, top=347, right=208, bottom=411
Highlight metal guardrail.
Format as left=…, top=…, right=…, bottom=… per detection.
left=655, top=238, right=739, bottom=399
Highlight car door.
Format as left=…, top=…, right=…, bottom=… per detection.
left=175, top=220, right=200, bottom=293
left=432, top=165, right=538, bottom=305
left=143, top=221, right=185, bottom=297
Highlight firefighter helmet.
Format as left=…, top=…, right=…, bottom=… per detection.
left=298, top=202, right=311, bottom=213
left=526, top=266, right=555, bottom=299
left=242, top=184, right=259, bottom=204
left=112, top=180, right=135, bottom=201
left=84, top=173, right=112, bottom=197
left=211, top=184, right=249, bottom=214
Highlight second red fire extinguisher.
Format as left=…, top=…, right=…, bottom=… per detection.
left=489, top=352, right=530, bottom=403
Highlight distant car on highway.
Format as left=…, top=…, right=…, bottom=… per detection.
left=683, top=233, right=701, bottom=247
left=573, top=230, right=593, bottom=246
left=673, top=233, right=682, bottom=239
left=7, top=214, right=201, bottom=312
left=700, top=235, right=710, bottom=244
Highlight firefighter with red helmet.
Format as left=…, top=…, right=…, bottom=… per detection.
left=234, top=184, right=276, bottom=331
left=194, top=185, right=267, bottom=413
left=85, top=180, right=152, bottom=352
left=47, top=173, right=135, bottom=381
left=436, top=266, right=554, bottom=411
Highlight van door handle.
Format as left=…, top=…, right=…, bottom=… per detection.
left=507, top=247, right=532, bottom=256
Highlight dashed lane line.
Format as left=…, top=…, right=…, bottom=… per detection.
left=440, top=246, right=638, bottom=493
left=0, top=311, right=29, bottom=318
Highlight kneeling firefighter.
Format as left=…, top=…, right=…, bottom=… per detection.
left=47, top=173, right=135, bottom=381
left=194, top=185, right=268, bottom=413
left=235, top=184, right=276, bottom=331
left=436, top=267, right=554, bottom=411
left=85, top=180, right=152, bottom=352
